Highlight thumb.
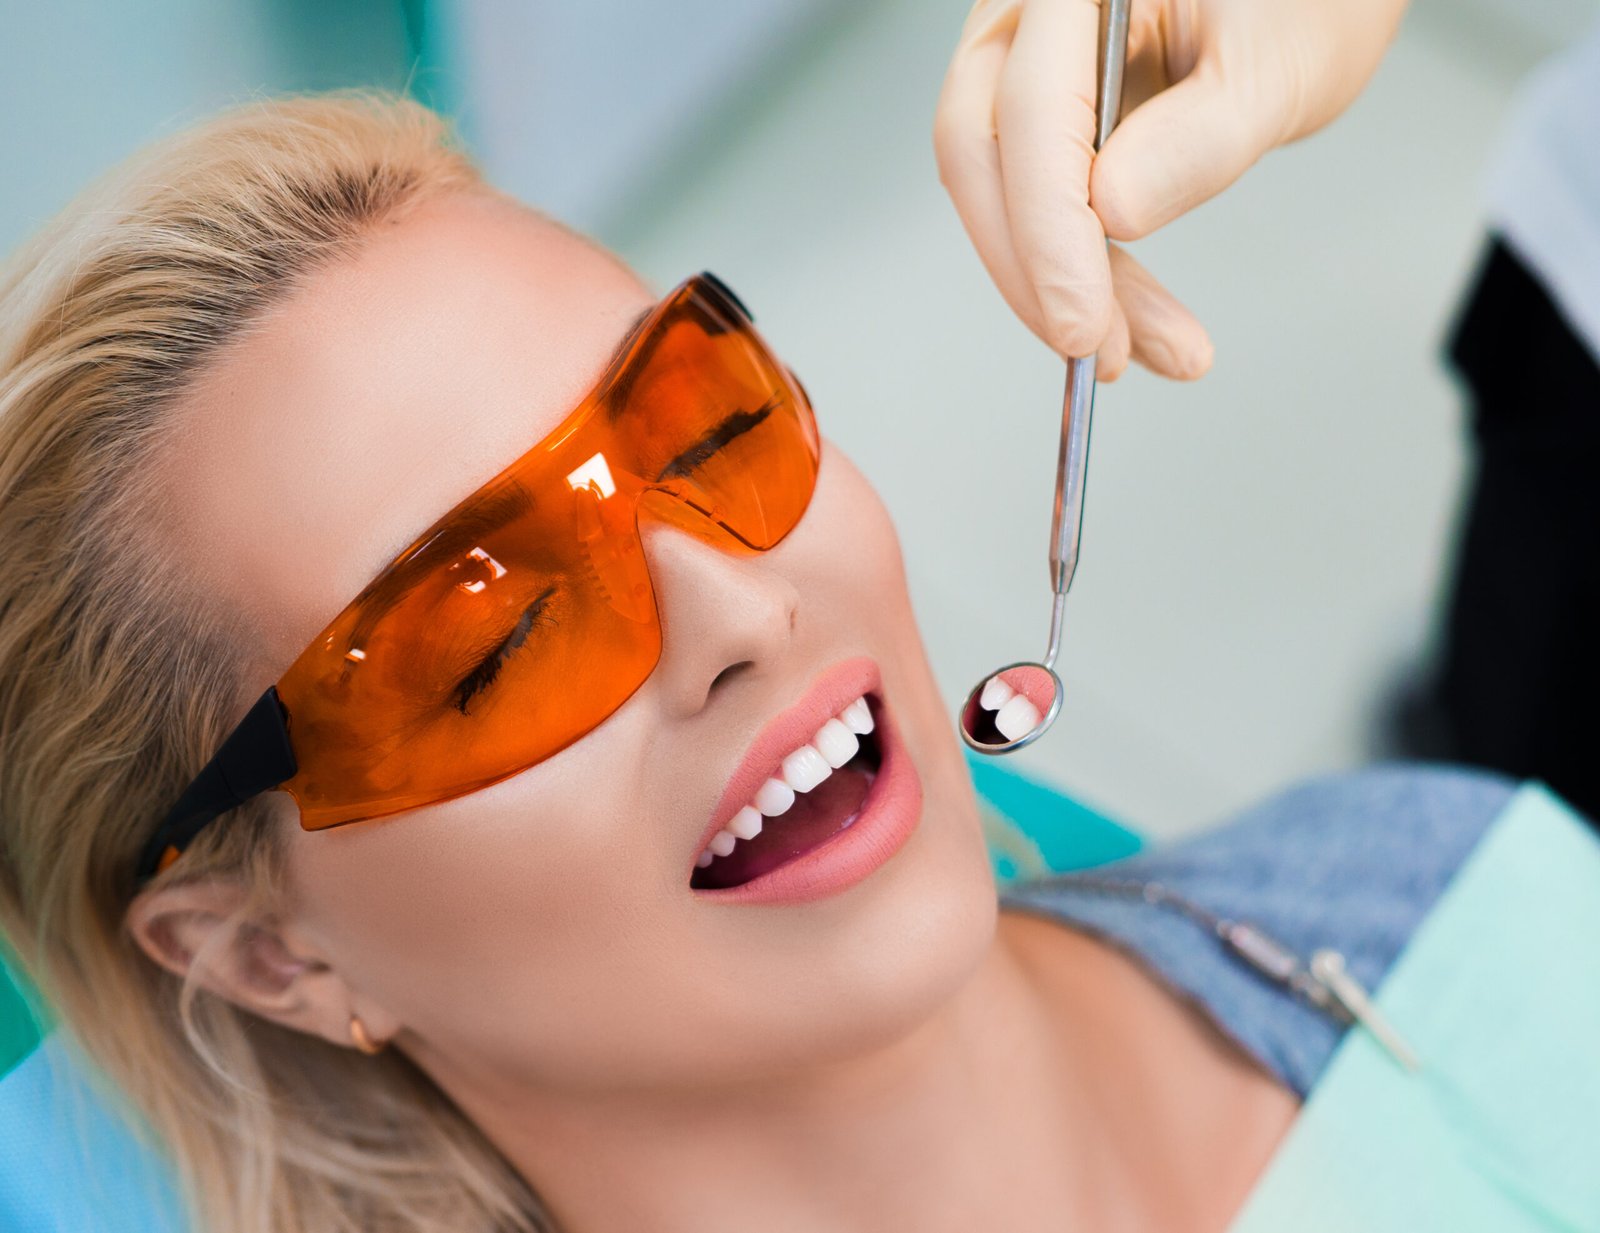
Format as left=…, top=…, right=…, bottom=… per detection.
left=1089, top=60, right=1279, bottom=241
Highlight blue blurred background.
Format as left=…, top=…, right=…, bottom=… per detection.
left=3, top=0, right=1596, bottom=840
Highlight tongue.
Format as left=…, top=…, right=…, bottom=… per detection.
left=696, top=766, right=875, bottom=890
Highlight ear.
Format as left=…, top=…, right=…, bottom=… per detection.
left=124, top=878, right=399, bottom=1052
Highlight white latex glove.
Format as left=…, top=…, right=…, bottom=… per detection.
left=933, top=0, right=1409, bottom=380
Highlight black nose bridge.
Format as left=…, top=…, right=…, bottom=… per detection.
left=697, top=270, right=753, bottom=325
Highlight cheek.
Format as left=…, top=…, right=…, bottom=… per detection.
left=282, top=751, right=691, bottom=1064
left=791, top=441, right=913, bottom=620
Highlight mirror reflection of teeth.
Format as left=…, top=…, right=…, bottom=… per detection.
left=979, top=676, right=1015, bottom=710
left=696, top=694, right=877, bottom=869
left=979, top=675, right=1041, bottom=741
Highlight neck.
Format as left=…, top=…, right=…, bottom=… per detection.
left=435, top=918, right=1152, bottom=1233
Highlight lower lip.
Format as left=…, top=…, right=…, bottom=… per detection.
left=690, top=695, right=923, bottom=907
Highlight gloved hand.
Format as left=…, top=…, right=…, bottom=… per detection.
left=933, top=0, right=1409, bottom=380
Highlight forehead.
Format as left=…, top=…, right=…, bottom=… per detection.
left=156, top=192, right=653, bottom=681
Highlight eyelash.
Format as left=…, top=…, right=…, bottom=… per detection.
left=655, top=398, right=778, bottom=482
left=453, top=584, right=557, bottom=715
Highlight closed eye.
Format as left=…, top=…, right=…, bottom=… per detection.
left=453, top=583, right=557, bottom=715
left=654, top=397, right=778, bottom=482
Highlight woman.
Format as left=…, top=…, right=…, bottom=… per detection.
left=0, top=92, right=1530, bottom=1233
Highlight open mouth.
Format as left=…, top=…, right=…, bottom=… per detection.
left=689, top=693, right=885, bottom=891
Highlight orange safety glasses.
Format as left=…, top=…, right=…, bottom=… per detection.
left=135, top=273, right=819, bottom=885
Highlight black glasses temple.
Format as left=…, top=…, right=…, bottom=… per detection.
left=133, top=686, right=297, bottom=887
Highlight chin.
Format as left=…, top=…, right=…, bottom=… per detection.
left=843, top=833, right=999, bottom=1055
left=739, top=779, right=1001, bottom=1073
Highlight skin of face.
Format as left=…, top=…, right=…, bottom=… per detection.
left=137, top=190, right=1001, bottom=1109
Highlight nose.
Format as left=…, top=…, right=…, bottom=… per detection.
left=640, top=519, right=800, bottom=719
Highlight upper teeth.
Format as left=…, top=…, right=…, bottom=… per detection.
left=978, top=675, right=1040, bottom=741
left=695, top=695, right=875, bottom=869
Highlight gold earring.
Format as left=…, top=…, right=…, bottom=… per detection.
left=348, top=1013, right=386, bottom=1055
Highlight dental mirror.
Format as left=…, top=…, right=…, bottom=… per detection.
left=959, top=0, right=1131, bottom=757
left=960, top=660, right=1063, bottom=753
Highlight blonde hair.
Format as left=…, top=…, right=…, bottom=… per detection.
left=0, top=92, right=559, bottom=1232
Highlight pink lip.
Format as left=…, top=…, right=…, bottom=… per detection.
left=690, top=656, right=924, bottom=904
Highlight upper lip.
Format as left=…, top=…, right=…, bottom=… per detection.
left=692, top=655, right=882, bottom=872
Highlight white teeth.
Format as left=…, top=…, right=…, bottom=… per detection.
left=696, top=693, right=880, bottom=874
left=980, top=675, right=1039, bottom=739
left=781, top=744, right=832, bottom=793
left=994, top=695, right=1042, bottom=741
left=980, top=676, right=1015, bottom=711
left=841, top=697, right=874, bottom=735
left=814, top=718, right=859, bottom=768
left=754, top=777, right=796, bottom=816
left=727, top=805, right=763, bottom=841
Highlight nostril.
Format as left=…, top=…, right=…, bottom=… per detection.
left=710, top=661, right=753, bottom=693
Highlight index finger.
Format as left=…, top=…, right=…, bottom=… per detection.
left=933, top=1, right=1052, bottom=345
left=993, top=0, right=1113, bottom=358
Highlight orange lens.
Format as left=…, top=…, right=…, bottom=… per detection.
left=271, top=275, right=819, bottom=829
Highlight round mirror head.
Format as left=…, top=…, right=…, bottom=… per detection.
left=958, top=662, right=1063, bottom=754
